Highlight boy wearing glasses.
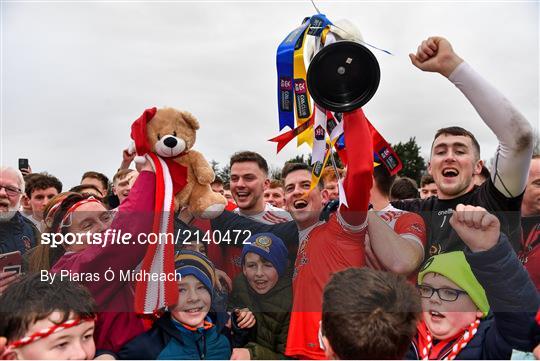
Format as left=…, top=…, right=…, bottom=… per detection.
left=408, top=204, right=539, bottom=359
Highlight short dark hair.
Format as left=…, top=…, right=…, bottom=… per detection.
left=322, top=268, right=421, bottom=360
left=81, top=171, right=109, bottom=192
left=281, top=162, right=324, bottom=188
left=420, top=174, right=435, bottom=188
left=282, top=162, right=309, bottom=179
left=373, top=165, right=396, bottom=197
left=230, top=151, right=268, bottom=175
left=211, top=176, right=223, bottom=187
left=24, top=173, right=62, bottom=198
left=390, top=177, right=419, bottom=201
left=0, top=273, right=96, bottom=342
left=22, top=173, right=40, bottom=189
left=432, top=126, right=481, bottom=159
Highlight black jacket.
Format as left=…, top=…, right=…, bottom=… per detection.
left=0, top=212, right=39, bottom=254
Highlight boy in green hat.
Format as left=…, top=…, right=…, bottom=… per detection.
left=408, top=204, right=539, bottom=359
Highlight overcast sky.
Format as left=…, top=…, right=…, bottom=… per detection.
left=2, top=1, right=538, bottom=189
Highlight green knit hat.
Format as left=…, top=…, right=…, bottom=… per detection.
left=418, top=251, right=490, bottom=317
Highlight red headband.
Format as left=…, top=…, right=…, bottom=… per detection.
left=7, top=316, right=96, bottom=349
left=58, top=197, right=102, bottom=231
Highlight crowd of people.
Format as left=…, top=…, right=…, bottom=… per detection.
left=0, top=36, right=539, bottom=360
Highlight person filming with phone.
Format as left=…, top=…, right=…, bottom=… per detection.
left=0, top=166, right=40, bottom=295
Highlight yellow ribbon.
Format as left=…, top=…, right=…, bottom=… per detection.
left=293, top=26, right=313, bottom=147
left=309, top=137, right=339, bottom=191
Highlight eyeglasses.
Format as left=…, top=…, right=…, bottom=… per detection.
left=0, top=185, right=22, bottom=197
left=416, top=284, right=468, bottom=302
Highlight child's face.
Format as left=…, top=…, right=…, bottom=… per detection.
left=14, top=311, right=95, bottom=360
left=242, top=252, right=279, bottom=295
left=182, top=242, right=207, bottom=255
left=420, top=273, right=483, bottom=340
left=171, top=275, right=211, bottom=328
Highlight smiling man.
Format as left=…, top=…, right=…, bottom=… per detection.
left=0, top=166, right=40, bottom=255
left=263, top=179, right=286, bottom=209
left=283, top=107, right=374, bottom=360
left=112, top=168, right=139, bottom=205
left=200, top=152, right=293, bottom=280
left=230, top=151, right=291, bottom=224
left=208, top=109, right=375, bottom=360
left=392, top=36, right=533, bottom=257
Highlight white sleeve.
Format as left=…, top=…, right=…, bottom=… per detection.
left=449, top=62, right=534, bottom=198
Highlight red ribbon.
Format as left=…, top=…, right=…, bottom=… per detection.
left=268, top=114, right=314, bottom=153
left=367, top=119, right=403, bottom=176
left=269, top=111, right=402, bottom=177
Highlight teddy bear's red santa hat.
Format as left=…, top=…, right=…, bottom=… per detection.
left=130, top=107, right=157, bottom=157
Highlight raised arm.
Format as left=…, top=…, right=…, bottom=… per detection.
left=410, top=37, right=534, bottom=197
left=54, top=169, right=156, bottom=306
left=450, top=205, right=539, bottom=356
left=337, top=109, right=373, bottom=229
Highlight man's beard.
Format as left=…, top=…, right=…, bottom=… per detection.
left=0, top=200, right=21, bottom=222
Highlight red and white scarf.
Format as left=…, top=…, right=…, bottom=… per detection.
left=415, top=319, right=480, bottom=360
left=134, top=152, right=187, bottom=314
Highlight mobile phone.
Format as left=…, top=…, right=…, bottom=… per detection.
left=0, top=251, right=22, bottom=274
left=18, top=158, right=29, bottom=171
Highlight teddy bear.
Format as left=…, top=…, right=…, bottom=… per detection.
left=130, top=106, right=226, bottom=218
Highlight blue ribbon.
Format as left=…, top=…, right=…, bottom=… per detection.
left=307, top=13, right=332, bottom=37
left=336, top=133, right=345, bottom=150
left=276, top=20, right=310, bottom=131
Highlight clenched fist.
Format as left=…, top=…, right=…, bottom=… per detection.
left=449, top=204, right=500, bottom=252
left=409, top=36, right=464, bottom=78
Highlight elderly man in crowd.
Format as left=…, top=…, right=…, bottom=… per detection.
left=0, top=166, right=40, bottom=294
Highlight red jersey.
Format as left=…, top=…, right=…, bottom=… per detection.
left=365, top=204, right=427, bottom=283
left=285, top=211, right=368, bottom=359
left=285, top=109, right=374, bottom=360
left=377, top=205, right=426, bottom=250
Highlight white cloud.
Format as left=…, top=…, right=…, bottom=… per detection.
left=2, top=1, right=538, bottom=188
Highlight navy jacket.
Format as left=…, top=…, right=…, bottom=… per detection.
left=118, top=312, right=248, bottom=360
left=0, top=212, right=39, bottom=255
left=407, top=236, right=540, bottom=359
